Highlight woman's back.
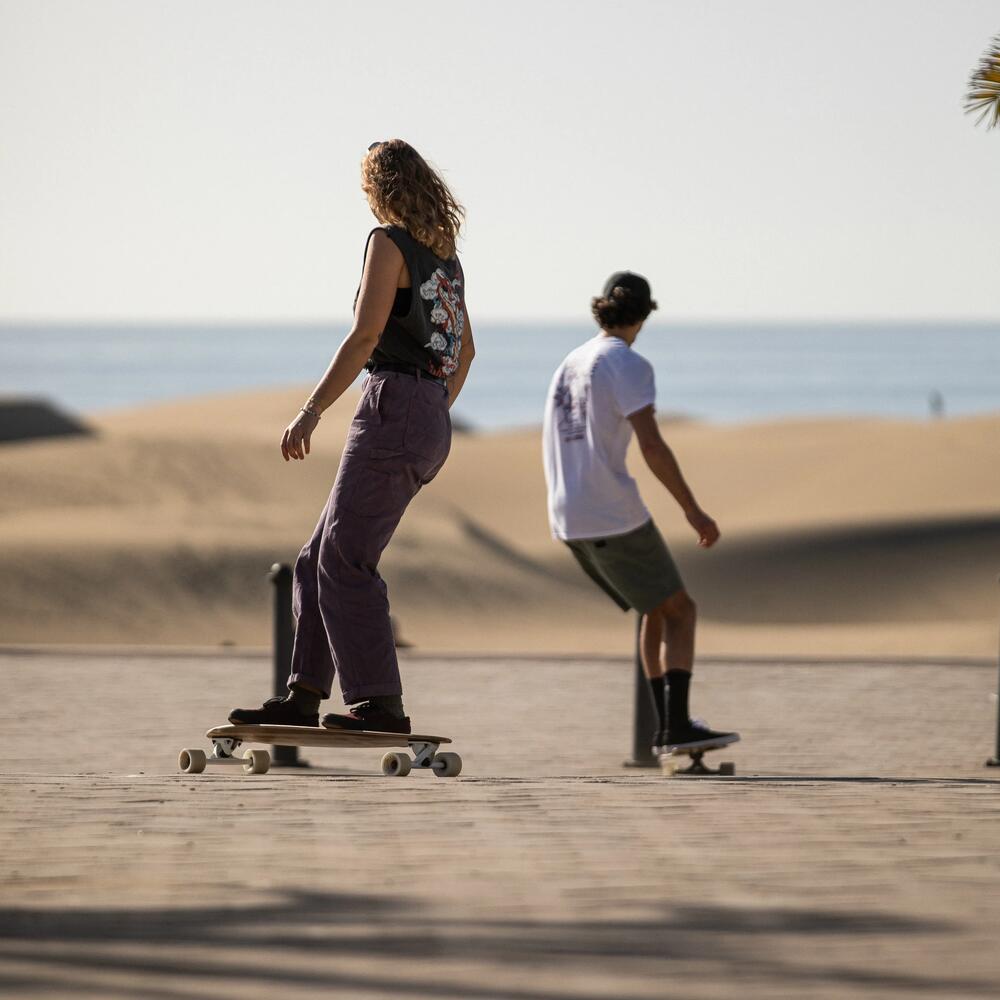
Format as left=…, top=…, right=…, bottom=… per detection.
left=362, top=225, right=466, bottom=379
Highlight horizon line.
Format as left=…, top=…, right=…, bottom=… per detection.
left=2, top=316, right=1000, bottom=328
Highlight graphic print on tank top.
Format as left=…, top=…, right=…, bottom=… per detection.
left=552, top=366, right=589, bottom=442
left=359, top=226, right=466, bottom=377
left=420, top=267, right=465, bottom=378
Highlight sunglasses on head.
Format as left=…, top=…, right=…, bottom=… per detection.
left=367, top=141, right=383, bottom=152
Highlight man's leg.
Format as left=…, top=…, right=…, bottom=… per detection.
left=639, top=609, right=668, bottom=736
left=659, top=589, right=697, bottom=735
left=638, top=590, right=695, bottom=743
left=655, top=588, right=739, bottom=750
left=661, top=589, right=696, bottom=672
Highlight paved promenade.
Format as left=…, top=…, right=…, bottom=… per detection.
left=1, top=651, right=998, bottom=998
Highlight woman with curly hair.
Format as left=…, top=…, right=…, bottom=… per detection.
left=230, top=140, right=474, bottom=734
left=542, top=271, right=737, bottom=757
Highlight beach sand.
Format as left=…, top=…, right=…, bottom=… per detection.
left=0, top=649, right=998, bottom=998
left=0, top=386, right=997, bottom=658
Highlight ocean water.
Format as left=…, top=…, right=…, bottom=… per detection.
left=0, top=321, right=997, bottom=429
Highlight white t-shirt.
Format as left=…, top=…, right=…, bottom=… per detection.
left=542, top=334, right=656, bottom=540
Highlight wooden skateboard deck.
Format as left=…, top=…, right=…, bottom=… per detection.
left=207, top=724, right=451, bottom=749
left=178, top=724, right=460, bottom=778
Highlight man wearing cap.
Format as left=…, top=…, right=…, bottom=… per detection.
left=542, top=272, right=738, bottom=755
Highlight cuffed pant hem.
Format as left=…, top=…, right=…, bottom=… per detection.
left=341, top=680, right=403, bottom=705
left=287, top=672, right=332, bottom=701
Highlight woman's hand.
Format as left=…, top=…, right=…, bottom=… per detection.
left=281, top=410, right=320, bottom=462
left=280, top=230, right=400, bottom=460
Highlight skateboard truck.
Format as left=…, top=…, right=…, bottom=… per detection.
left=212, top=738, right=241, bottom=759
left=660, top=749, right=736, bottom=777
left=407, top=742, right=438, bottom=769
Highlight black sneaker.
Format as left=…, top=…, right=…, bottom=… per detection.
left=322, top=702, right=412, bottom=735
left=658, top=719, right=740, bottom=753
left=228, top=696, right=319, bottom=728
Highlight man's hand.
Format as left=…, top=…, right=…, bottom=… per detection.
left=629, top=407, right=720, bottom=548
left=281, top=410, right=319, bottom=462
left=686, top=508, right=720, bottom=548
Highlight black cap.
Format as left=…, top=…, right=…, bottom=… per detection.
left=602, top=271, right=653, bottom=308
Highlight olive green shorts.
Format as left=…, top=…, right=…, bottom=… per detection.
left=564, top=519, right=685, bottom=615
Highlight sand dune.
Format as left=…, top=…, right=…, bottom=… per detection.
left=0, top=397, right=92, bottom=444
left=0, top=385, right=997, bottom=657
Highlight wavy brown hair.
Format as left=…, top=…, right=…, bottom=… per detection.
left=591, top=286, right=658, bottom=329
left=361, top=140, right=464, bottom=260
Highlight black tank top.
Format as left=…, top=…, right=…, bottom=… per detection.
left=356, top=225, right=466, bottom=378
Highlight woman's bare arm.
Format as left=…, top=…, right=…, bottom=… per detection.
left=447, top=308, right=476, bottom=408
left=281, top=231, right=403, bottom=461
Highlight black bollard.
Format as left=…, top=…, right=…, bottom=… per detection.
left=268, top=562, right=308, bottom=767
left=623, top=613, right=660, bottom=768
left=987, top=576, right=1000, bottom=768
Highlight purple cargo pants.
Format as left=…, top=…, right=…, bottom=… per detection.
left=287, top=370, right=451, bottom=703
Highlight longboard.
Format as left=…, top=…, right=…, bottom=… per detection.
left=178, top=724, right=460, bottom=778
left=657, top=737, right=738, bottom=777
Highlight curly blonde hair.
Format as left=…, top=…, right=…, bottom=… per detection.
left=361, top=140, right=464, bottom=260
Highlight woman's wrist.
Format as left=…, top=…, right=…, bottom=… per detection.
left=300, top=399, right=323, bottom=420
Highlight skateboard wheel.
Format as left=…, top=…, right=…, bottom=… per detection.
left=659, top=756, right=678, bottom=777
left=381, top=751, right=411, bottom=777
left=178, top=748, right=207, bottom=774
left=719, top=761, right=736, bottom=776
left=431, top=752, right=462, bottom=778
left=242, top=748, right=270, bottom=775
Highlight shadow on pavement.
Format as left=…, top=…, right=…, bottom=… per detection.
left=0, top=888, right=994, bottom=999
left=710, top=775, right=1000, bottom=787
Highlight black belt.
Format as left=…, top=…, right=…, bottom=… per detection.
left=367, top=361, right=446, bottom=386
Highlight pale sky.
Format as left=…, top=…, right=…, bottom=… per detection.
left=1, top=0, right=999, bottom=322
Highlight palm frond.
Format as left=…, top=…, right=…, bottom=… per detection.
left=965, top=31, right=1000, bottom=129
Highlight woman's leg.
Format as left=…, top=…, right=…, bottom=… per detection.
left=228, top=374, right=449, bottom=727
left=316, top=471, right=409, bottom=704
left=286, top=494, right=338, bottom=698
left=318, top=373, right=451, bottom=706
left=227, top=495, right=334, bottom=725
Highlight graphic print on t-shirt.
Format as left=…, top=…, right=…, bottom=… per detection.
left=551, top=367, right=588, bottom=442
left=420, top=268, right=465, bottom=378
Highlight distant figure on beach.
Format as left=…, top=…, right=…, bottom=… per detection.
left=230, top=140, right=473, bottom=734
left=542, top=272, right=738, bottom=755
left=929, top=390, right=944, bottom=420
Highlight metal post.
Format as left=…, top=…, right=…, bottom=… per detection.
left=269, top=562, right=308, bottom=767
left=987, top=575, right=1000, bottom=767
left=623, top=612, right=660, bottom=768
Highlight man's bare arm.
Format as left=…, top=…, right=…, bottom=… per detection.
left=627, top=405, right=720, bottom=548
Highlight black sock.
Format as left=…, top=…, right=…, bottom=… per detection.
left=369, top=694, right=406, bottom=719
left=288, top=685, right=321, bottom=715
left=665, top=670, right=692, bottom=730
left=647, top=675, right=667, bottom=731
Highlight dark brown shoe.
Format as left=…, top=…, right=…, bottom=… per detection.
left=322, top=702, right=411, bottom=734
left=228, top=696, right=319, bottom=727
